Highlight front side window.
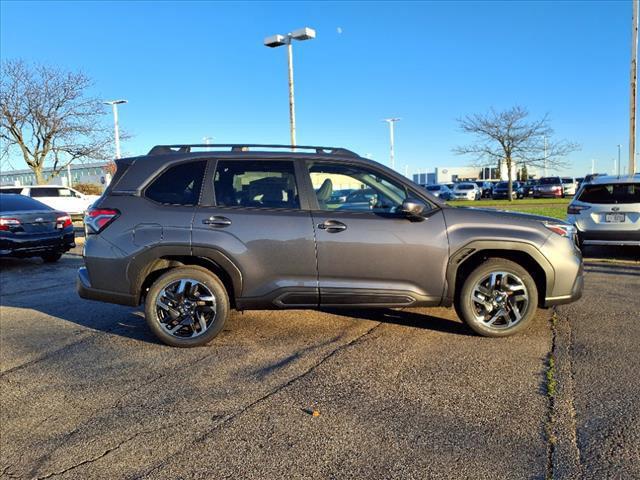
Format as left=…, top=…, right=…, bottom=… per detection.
left=145, top=160, right=206, bottom=205
left=214, top=160, right=299, bottom=209
left=308, top=162, right=410, bottom=213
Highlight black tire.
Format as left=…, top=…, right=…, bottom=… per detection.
left=41, top=252, right=62, bottom=263
left=144, top=266, right=230, bottom=348
left=454, top=258, right=539, bottom=337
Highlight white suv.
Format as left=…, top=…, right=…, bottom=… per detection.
left=566, top=174, right=640, bottom=248
left=0, top=185, right=99, bottom=218
left=452, top=182, right=481, bottom=200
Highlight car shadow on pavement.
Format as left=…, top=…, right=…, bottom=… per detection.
left=321, top=308, right=474, bottom=336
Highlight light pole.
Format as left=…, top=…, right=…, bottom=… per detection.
left=264, top=27, right=316, bottom=147
left=543, top=135, right=548, bottom=177
left=383, top=118, right=401, bottom=170
left=618, top=144, right=622, bottom=175
left=103, top=100, right=127, bottom=159
left=630, top=0, right=638, bottom=174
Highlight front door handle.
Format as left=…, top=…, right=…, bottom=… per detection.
left=318, top=220, right=347, bottom=233
left=202, top=216, right=232, bottom=227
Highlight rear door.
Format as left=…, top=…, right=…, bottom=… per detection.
left=192, top=159, right=318, bottom=307
left=302, top=160, right=449, bottom=307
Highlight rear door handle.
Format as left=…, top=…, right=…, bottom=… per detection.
left=318, top=220, right=347, bottom=233
left=202, top=216, right=232, bottom=227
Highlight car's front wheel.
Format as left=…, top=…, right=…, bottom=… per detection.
left=455, top=258, right=538, bottom=337
left=144, top=266, right=230, bottom=347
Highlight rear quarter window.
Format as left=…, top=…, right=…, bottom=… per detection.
left=578, top=183, right=640, bottom=204
left=145, top=161, right=207, bottom=205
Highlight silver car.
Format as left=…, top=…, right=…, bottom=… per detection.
left=567, top=174, right=640, bottom=247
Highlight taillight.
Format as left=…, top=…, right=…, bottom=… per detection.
left=85, top=208, right=119, bottom=234
left=0, top=217, right=20, bottom=231
left=56, top=215, right=73, bottom=229
left=567, top=205, right=590, bottom=215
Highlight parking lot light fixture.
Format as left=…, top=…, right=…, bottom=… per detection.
left=264, top=27, right=316, bottom=147
left=103, top=100, right=127, bottom=159
left=383, top=118, right=401, bottom=170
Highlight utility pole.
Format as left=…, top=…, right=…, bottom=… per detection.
left=591, top=159, right=595, bottom=175
left=630, top=0, right=638, bottom=175
left=383, top=118, right=400, bottom=170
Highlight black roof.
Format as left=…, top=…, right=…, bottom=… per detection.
left=146, top=144, right=360, bottom=158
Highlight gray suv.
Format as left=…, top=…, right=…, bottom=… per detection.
left=77, top=144, right=584, bottom=347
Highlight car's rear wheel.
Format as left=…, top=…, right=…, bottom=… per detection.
left=41, top=252, right=62, bottom=263
left=455, top=258, right=538, bottom=337
left=144, top=266, right=230, bottom=347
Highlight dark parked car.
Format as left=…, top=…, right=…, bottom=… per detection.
left=534, top=177, right=565, bottom=198
left=0, top=193, right=75, bottom=262
left=474, top=181, right=494, bottom=198
left=78, top=144, right=583, bottom=347
left=327, top=188, right=355, bottom=205
left=492, top=181, right=524, bottom=200
left=523, top=179, right=538, bottom=197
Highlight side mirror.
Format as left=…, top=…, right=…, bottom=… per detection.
left=400, top=198, right=426, bottom=218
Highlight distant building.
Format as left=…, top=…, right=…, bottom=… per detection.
left=0, top=162, right=110, bottom=187
left=413, top=162, right=536, bottom=185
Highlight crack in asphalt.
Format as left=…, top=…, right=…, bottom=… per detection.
left=134, top=321, right=382, bottom=479
left=32, top=425, right=175, bottom=480
left=547, top=309, right=583, bottom=480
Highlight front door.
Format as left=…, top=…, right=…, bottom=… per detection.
left=304, top=161, right=449, bottom=307
left=192, top=159, right=318, bottom=308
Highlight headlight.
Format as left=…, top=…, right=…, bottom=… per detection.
left=543, top=222, right=576, bottom=238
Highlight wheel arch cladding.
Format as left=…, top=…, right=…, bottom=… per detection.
left=136, top=254, right=241, bottom=307
left=448, top=245, right=550, bottom=308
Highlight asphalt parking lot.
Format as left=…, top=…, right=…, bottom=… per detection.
left=0, top=248, right=638, bottom=479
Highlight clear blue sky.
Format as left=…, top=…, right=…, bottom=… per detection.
left=0, top=0, right=633, bottom=176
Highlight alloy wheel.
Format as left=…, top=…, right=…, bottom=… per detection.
left=155, top=278, right=217, bottom=338
left=470, top=271, right=529, bottom=329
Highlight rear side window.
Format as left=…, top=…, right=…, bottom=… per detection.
left=0, top=188, right=23, bottom=194
left=145, top=161, right=206, bottom=205
left=578, top=183, right=640, bottom=204
left=0, top=194, right=51, bottom=212
left=30, top=188, right=60, bottom=197
left=214, top=161, right=299, bottom=209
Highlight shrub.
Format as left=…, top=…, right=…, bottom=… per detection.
left=74, top=182, right=103, bottom=195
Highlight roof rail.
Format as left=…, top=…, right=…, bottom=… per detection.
left=147, top=144, right=360, bottom=158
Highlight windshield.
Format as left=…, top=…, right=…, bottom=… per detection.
left=456, top=184, right=474, bottom=190
left=578, top=183, right=640, bottom=204
left=426, top=185, right=441, bottom=191
left=539, top=177, right=561, bottom=185
left=496, top=182, right=508, bottom=188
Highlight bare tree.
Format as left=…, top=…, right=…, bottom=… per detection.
left=454, top=106, right=580, bottom=200
left=0, top=60, right=113, bottom=184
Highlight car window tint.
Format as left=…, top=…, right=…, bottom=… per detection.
left=578, top=183, right=640, bottom=204
left=30, top=188, right=60, bottom=197
left=0, top=188, right=23, bottom=194
left=214, top=161, right=299, bottom=209
left=308, top=163, right=409, bottom=213
left=0, top=194, right=52, bottom=212
left=145, top=161, right=206, bottom=205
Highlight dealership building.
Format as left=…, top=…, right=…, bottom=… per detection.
left=413, top=163, right=536, bottom=185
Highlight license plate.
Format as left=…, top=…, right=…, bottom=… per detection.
left=605, top=213, right=625, bottom=223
